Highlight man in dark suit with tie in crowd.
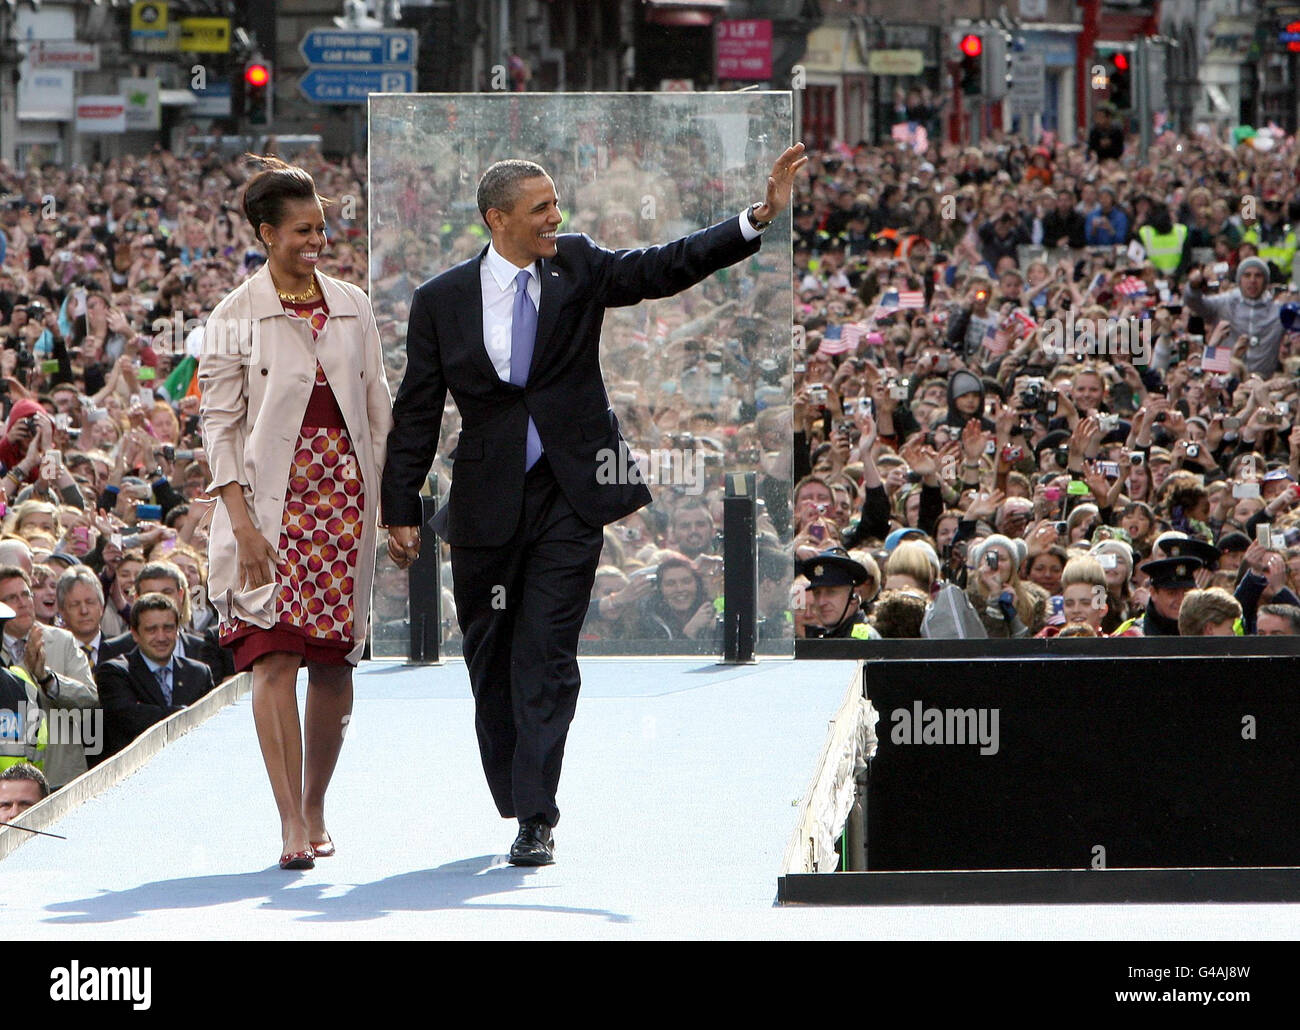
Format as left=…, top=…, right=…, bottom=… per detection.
left=382, top=143, right=807, bottom=865
left=98, top=593, right=215, bottom=760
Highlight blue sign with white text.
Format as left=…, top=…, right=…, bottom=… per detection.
left=299, top=68, right=415, bottom=104
left=299, top=29, right=417, bottom=67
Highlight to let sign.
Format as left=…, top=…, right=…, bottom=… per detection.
left=715, top=19, right=772, bottom=80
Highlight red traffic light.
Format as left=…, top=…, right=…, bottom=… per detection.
left=1112, top=53, right=1128, bottom=72
left=245, top=63, right=270, bottom=87
left=959, top=34, right=983, bottom=58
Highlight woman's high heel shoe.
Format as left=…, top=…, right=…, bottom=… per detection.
left=309, top=838, right=335, bottom=858
left=279, top=847, right=315, bottom=870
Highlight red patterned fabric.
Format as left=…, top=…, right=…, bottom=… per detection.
left=220, top=294, right=366, bottom=671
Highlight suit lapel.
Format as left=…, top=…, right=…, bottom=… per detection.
left=173, top=661, right=197, bottom=705
left=455, top=248, right=504, bottom=386
left=531, top=255, right=564, bottom=377
left=130, top=652, right=167, bottom=707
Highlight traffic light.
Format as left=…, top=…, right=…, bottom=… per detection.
left=245, top=60, right=272, bottom=127
left=982, top=30, right=1010, bottom=101
left=958, top=33, right=983, bottom=96
left=1102, top=49, right=1130, bottom=111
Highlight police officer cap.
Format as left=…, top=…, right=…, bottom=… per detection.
left=1139, top=555, right=1204, bottom=589
left=1156, top=535, right=1220, bottom=569
left=798, top=548, right=871, bottom=588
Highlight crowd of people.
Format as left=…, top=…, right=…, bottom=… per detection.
left=0, top=147, right=362, bottom=792
left=785, top=109, right=1300, bottom=638
left=6, top=108, right=1300, bottom=808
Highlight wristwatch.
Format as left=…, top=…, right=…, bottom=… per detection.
left=746, top=203, right=773, bottom=232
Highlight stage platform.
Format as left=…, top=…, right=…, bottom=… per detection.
left=0, top=659, right=1294, bottom=940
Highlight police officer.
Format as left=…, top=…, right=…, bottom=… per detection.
left=1128, top=556, right=1204, bottom=636
left=796, top=548, right=879, bottom=639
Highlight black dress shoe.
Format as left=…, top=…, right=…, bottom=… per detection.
left=508, top=818, right=555, bottom=866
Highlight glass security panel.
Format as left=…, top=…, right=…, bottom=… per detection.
left=369, top=92, right=793, bottom=657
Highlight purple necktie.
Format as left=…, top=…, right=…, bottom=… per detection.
left=511, top=268, right=543, bottom=471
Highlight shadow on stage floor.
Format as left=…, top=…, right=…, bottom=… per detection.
left=42, top=855, right=631, bottom=926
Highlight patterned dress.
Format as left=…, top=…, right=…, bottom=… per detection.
left=220, top=295, right=367, bottom=671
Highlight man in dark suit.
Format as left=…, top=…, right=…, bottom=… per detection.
left=98, top=593, right=215, bottom=760
left=97, top=560, right=234, bottom=685
left=382, top=144, right=806, bottom=865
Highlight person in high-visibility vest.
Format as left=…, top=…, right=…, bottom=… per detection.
left=0, top=663, right=47, bottom=775
left=1241, top=196, right=1298, bottom=281
left=1137, top=203, right=1191, bottom=278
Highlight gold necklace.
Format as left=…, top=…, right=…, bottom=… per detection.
left=272, top=272, right=321, bottom=303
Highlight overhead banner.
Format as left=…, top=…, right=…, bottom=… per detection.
left=120, top=77, right=161, bottom=130
left=18, top=69, right=75, bottom=121
left=131, top=1, right=168, bottom=40
left=76, top=95, right=127, bottom=134
left=180, top=17, right=231, bottom=53
left=30, top=41, right=100, bottom=72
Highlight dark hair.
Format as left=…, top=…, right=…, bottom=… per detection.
left=477, top=159, right=549, bottom=227
left=0, top=762, right=50, bottom=799
left=136, top=560, right=186, bottom=594
left=0, top=564, right=30, bottom=588
left=1259, top=603, right=1300, bottom=633
left=239, top=154, right=325, bottom=247
left=129, top=591, right=179, bottom=630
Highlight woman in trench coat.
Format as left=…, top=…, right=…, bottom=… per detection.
left=199, top=156, right=393, bottom=869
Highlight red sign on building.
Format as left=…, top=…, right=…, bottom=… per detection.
left=716, top=19, right=772, bottom=80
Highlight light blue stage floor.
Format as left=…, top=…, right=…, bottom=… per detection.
left=0, top=659, right=1295, bottom=940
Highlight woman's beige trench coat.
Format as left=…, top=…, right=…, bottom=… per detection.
left=198, top=264, right=394, bottom=663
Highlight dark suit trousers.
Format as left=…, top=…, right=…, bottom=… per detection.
left=450, top=457, right=603, bottom=827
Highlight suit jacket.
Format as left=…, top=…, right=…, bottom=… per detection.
left=31, top=624, right=99, bottom=788
left=381, top=216, right=763, bottom=547
left=98, top=628, right=234, bottom=685
left=97, top=651, right=215, bottom=760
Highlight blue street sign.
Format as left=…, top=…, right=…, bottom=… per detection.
left=299, top=29, right=417, bottom=67
left=298, top=67, right=414, bottom=104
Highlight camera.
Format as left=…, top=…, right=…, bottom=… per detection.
left=889, top=380, right=909, bottom=401
left=1130, top=451, right=1145, bottom=466
left=984, top=551, right=999, bottom=570
left=1097, top=413, right=1120, bottom=434
left=1185, top=443, right=1200, bottom=459
left=809, top=385, right=828, bottom=406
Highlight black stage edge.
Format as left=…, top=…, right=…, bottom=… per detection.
left=797, top=635, right=1300, bottom=659
left=777, top=867, right=1300, bottom=905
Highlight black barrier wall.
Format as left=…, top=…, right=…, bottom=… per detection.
left=863, top=654, right=1300, bottom=871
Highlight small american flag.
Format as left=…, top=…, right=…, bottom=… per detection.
left=1201, top=346, right=1232, bottom=374
left=1114, top=276, right=1147, bottom=298
left=841, top=323, right=864, bottom=349
left=898, top=289, right=925, bottom=310
left=876, top=289, right=900, bottom=314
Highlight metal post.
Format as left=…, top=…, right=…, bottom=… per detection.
left=0, top=3, right=17, bottom=167
left=1137, top=37, right=1151, bottom=163
left=407, top=474, right=443, bottom=664
left=722, top=471, right=757, bottom=664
